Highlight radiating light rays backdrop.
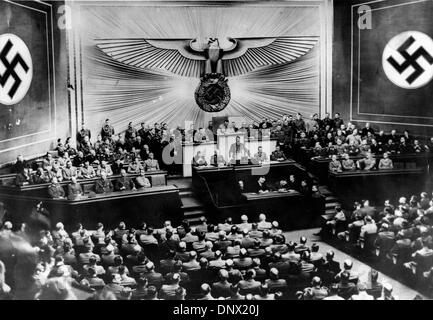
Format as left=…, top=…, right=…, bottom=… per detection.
left=75, top=3, right=321, bottom=134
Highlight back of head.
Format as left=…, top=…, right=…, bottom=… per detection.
left=199, top=257, right=208, bottom=268
left=219, top=269, right=229, bottom=280
left=270, top=267, right=279, bottom=280
left=300, top=236, right=307, bottom=245
left=201, top=283, right=211, bottom=295
left=311, top=276, right=321, bottom=287
left=340, top=271, right=350, bottom=283
left=189, top=251, right=197, bottom=260
left=245, top=269, right=256, bottom=280
left=344, top=259, right=353, bottom=270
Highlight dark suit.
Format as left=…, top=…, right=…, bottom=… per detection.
left=238, top=279, right=261, bottom=295
left=143, top=271, right=165, bottom=289
left=337, top=282, right=358, bottom=300
left=48, top=183, right=65, bottom=199
left=265, top=278, right=288, bottom=293
left=256, top=181, right=271, bottom=193
left=95, top=178, right=114, bottom=194
left=13, top=160, right=27, bottom=173
left=115, top=176, right=135, bottom=191
left=212, top=281, right=232, bottom=298
left=67, top=183, right=82, bottom=198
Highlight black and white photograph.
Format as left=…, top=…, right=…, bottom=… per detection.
left=0, top=0, right=432, bottom=306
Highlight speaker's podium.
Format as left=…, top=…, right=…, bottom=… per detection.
left=217, top=132, right=247, bottom=161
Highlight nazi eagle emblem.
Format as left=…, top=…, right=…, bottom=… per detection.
left=95, top=36, right=318, bottom=113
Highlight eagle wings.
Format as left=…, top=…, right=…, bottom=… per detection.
left=95, top=36, right=318, bottom=78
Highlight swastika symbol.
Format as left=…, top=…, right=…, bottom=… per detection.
left=0, top=39, right=30, bottom=99
left=383, top=31, right=433, bottom=89
left=387, top=36, right=433, bottom=84
left=0, top=34, right=33, bottom=105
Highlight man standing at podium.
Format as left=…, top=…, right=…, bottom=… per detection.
left=229, top=136, right=250, bottom=163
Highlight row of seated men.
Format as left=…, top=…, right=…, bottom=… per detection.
left=307, top=130, right=428, bottom=159
left=328, top=152, right=395, bottom=173
left=43, top=169, right=152, bottom=199
left=192, top=145, right=288, bottom=168
left=316, top=194, right=433, bottom=296
left=14, top=152, right=159, bottom=187
left=0, top=213, right=400, bottom=300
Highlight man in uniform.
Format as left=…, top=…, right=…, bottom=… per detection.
left=15, top=168, right=33, bottom=186
left=270, top=145, right=287, bottom=161
left=329, top=154, right=342, bottom=173
left=76, top=123, right=91, bottom=149
left=356, top=152, right=376, bottom=171
left=95, top=171, right=114, bottom=194
left=62, top=160, right=77, bottom=181
left=341, top=153, right=356, bottom=171
left=48, top=177, right=65, bottom=199
left=79, top=161, right=96, bottom=179
left=252, top=146, right=268, bottom=164
left=135, top=169, right=151, bottom=189
left=67, top=176, right=83, bottom=200
left=101, top=119, right=115, bottom=140
left=145, top=153, right=160, bottom=171
left=115, top=169, right=136, bottom=191
left=378, top=152, right=394, bottom=170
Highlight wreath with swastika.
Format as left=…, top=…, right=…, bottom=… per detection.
left=195, top=73, right=231, bottom=113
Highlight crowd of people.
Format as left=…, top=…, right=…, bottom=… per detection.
left=11, top=113, right=433, bottom=188
left=5, top=113, right=433, bottom=300
left=316, top=193, right=433, bottom=297
left=0, top=211, right=404, bottom=300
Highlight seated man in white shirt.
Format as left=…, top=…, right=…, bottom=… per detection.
left=356, top=152, right=376, bottom=171
left=252, top=146, right=268, bottom=164
left=378, top=152, right=394, bottom=170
